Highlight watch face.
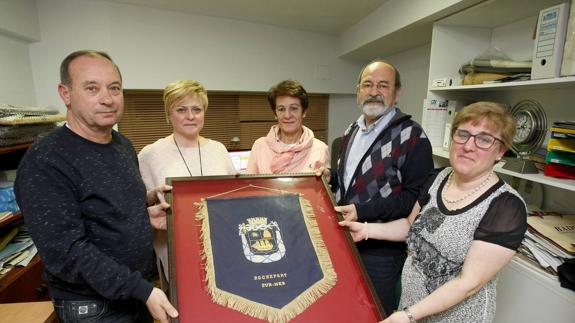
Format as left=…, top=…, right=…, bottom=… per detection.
left=514, top=111, right=534, bottom=144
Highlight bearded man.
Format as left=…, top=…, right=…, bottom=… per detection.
left=333, top=60, right=433, bottom=315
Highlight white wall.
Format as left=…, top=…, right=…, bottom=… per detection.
left=386, top=43, right=431, bottom=123
left=338, top=0, right=480, bottom=58
left=327, top=43, right=431, bottom=148
left=0, top=0, right=39, bottom=106
left=2, top=0, right=432, bottom=146
left=30, top=0, right=364, bottom=113
left=0, top=34, right=37, bottom=106
left=0, top=0, right=40, bottom=41
left=328, top=94, right=359, bottom=144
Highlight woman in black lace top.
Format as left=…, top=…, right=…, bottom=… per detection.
left=340, top=102, right=527, bottom=323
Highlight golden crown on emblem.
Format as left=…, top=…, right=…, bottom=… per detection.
left=246, top=217, right=268, bottom=226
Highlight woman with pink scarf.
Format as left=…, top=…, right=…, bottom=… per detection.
left=246, top=80, right=330, bottom=174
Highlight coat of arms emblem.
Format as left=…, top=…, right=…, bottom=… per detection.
left=239, top=217, right=286, bottom=263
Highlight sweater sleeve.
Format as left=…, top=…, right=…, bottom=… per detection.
left=246, top=138, right=263, bottom=174
left=138, top=146, right=156, bottom=190
left=15, top=149, right=153, bottom=303
left=215, top=141, right=238, bottom=175
left=355, top=132, right=434, bottom=222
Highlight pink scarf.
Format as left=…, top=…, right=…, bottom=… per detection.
left=267, top=125, right=315, bottom=173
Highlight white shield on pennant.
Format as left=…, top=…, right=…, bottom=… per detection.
left=239, top=217, right=286, bottom=263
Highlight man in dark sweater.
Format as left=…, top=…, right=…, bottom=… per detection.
left=14, top=50, right=178, bottom=323
left=334, top=60, right=433, bottom=315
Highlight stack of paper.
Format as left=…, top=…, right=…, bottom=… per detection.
left=0, top=226, right=38, bottom=278
left=518, top=212, right=575, bottom=276
left=0, top=104, right=63, bottom=147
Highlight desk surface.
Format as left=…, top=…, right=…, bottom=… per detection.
left=0, top=301, right=56, bottom=323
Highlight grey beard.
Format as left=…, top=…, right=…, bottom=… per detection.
left=361, top=101, right=391, bottom=119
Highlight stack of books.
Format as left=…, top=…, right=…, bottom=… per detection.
left=518, top=210, right=575, bottom=276
left=544, top=122, right=575, bottom=179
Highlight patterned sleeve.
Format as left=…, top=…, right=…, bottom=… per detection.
left=474, top=192, right=528, bottom=250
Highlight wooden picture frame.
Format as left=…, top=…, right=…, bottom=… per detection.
left=166, top=174, right=384, bottom=322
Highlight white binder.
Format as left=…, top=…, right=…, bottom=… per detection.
left=442, top=101, right=465, bottom=152
left=422, top=98, right=448, bottom=148
left=531, top=2, right=571, bottom=80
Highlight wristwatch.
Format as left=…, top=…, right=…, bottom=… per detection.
left=403, top=307, right=417, bottom=323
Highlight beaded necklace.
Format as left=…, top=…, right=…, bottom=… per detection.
left=442, top=170, right=492, bottom=204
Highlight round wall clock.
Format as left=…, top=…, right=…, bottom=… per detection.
left=503, top=99, right=547, bottom=174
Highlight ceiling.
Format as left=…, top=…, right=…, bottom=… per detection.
left=94, top=0, right=389, bottom=35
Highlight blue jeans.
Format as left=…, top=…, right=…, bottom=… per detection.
left=361, top=252, right=407, bottom=316
left=52, top=298, right=153, bottom=323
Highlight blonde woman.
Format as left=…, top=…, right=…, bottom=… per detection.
left=138, top=80, right=236, bottom=289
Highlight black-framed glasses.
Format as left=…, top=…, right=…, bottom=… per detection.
left=452, top=129, right=503, bottom=149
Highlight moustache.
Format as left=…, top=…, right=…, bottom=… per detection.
left=362, top=95, right=386, bottom=106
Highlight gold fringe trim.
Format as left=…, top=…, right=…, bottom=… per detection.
left=196, top=195, right=337, bottom=322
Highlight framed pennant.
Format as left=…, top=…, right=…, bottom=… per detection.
left=166, top=174, right=384, bottom=322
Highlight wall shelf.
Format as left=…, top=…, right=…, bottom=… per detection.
left=429, top=76, right=575, bottom=92
left=432, top=147, right=575, bottom=192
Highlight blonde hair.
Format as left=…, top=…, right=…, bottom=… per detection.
left=163, top=80, right=208, bottom=122
left=451, top=101, right=516, bottom=149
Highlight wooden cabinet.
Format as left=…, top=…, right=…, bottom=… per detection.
left=423, top=0, right=575, bottom=322
left=0, top=144, right=50, bottom=304
left=120, top=90, right=329, bottom=152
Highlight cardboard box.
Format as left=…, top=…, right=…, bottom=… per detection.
left=561, top=0, right=575, bottom=76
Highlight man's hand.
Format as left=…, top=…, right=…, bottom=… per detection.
left=146, top=185, right=172, bottom=206
left=334, top=204, right=358, bottom=221
left=146, top=287, right=178, bottom=323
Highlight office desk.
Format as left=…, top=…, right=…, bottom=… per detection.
left=0, top=301, right=56, bottom=323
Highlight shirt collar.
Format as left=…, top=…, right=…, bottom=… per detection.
left=356, top=106, right=397, bottom=134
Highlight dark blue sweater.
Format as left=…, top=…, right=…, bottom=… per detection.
left=15, top=126, right=154, bottom=302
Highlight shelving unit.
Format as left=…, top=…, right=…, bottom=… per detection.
left=0, top=145, right=48, bottom=303
left=425, top=0, right=575, bottom=322
left=0, top=143, right=32, bottom=155
left=430, top=75, right=575, bottom=92
left=432, top=147, right=575, bottom=191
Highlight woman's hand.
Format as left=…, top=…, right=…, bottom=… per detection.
left=148, top=202, right=170, bottom=230
left=146, top=185, right=172, bottom=206
left=146, top=185, right=172, bottom=230
left=381, top=310, right=410, bottom=323
left=314, top=164, right=331, bottom=181
left=338, top=220, right=368, bottom=242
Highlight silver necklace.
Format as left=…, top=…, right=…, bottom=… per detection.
left=442, top=171, right=492, bottom=204
left=174, top=136, right=203, bottom=176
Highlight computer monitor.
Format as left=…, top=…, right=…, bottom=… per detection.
left=228, top=150, right=251, bottom=173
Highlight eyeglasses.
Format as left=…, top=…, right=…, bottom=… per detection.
left=359, top=82, right=392, bottom=92
left=452, top=129, right=503, bottom=149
